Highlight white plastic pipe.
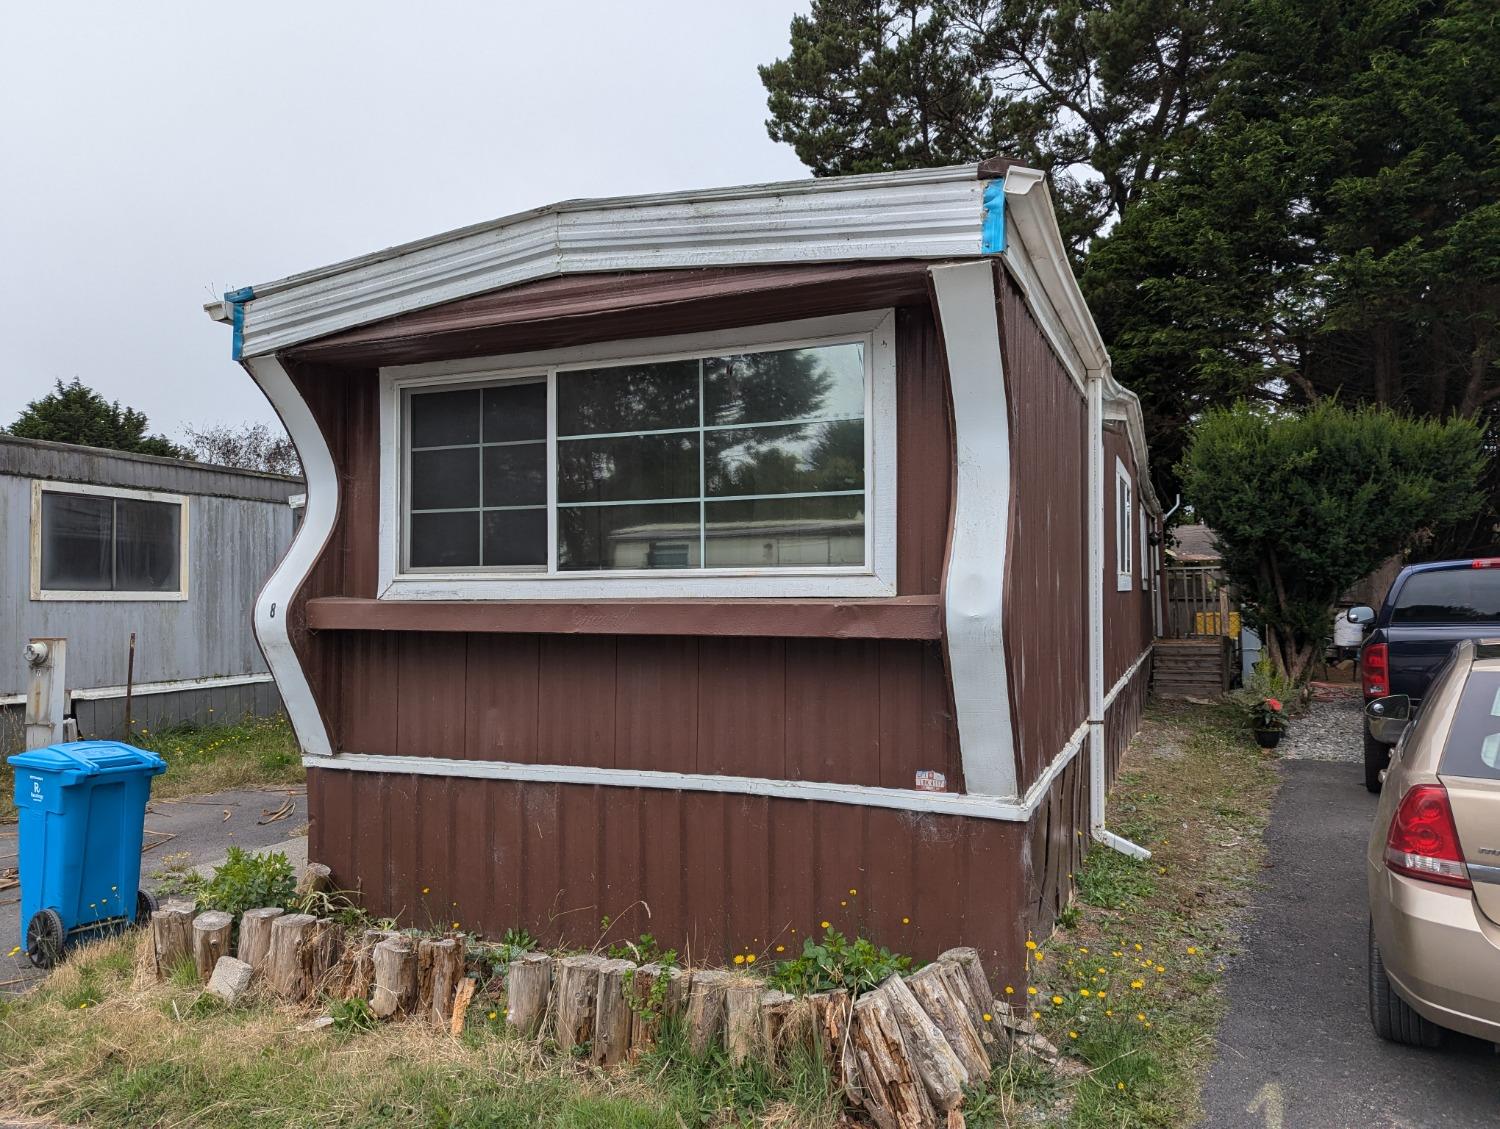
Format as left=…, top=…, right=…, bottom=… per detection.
left=1087, top=370, right=1151, bottom=860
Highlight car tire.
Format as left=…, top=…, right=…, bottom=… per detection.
left=1369, top=919, right=1442, bottom=1047
left=1364, top=729, right=1390, bottom=793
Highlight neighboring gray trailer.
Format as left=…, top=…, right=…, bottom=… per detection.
left=0, top=434, right=300, bottom=745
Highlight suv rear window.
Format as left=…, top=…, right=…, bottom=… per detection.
left=1392, top=569, right=1500, bottom=623
left=1442, top=669, right=1500, bottom=780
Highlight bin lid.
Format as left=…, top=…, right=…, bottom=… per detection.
left=7, top=740, right=167, bottom=776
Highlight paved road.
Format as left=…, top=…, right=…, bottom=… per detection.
left=1200, top=760, right=1499, bottom=1128
left=1, top=786, right=306, bottom=992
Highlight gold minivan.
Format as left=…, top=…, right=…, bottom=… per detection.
left=1367, top=638, right=1500, bottom=1046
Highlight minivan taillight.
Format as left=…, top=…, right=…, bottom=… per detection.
left=1385, top=784, right=1471, bottom=889
left=1362, top=642, right=1389, bottom=698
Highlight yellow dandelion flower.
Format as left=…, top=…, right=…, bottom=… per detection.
left=1136, top=1013, right=1146, bottom=1022
left=1097, top=967, right=1107, bottom=975
left=1155, top=965, right=1165, bottom=974
left=7, top=946, right=18, bottom=956
left=775, top=945, right=785, bottom=953
left=1034, top=952, right=1044, bottom=963
left=422, top=887, right=430, bottom=895
left=734, top=955, right=746, bottom=965
left=487, top=1011, right=497, bottom=1021
left=1080, top=989, right=1091, bottom=998
left=840, top=900, right=847, bottom=907
left=1004, top=985, right=1015, bottom=995
left=1105, top=1009, right=1113, bottom=1017
left=820, top=921, right=830, bottom=929
left=1117, top=1082, right=1126, bottom=1091
left=1078, top=947, right=1089, bottom=954
left=452, top=922, right=459, bottom=929
left=1032, top=1010, right=1042, bottom=1020
left=1186, top=946, right=1198, bottom=955
left=849, top=888, right=857, bottom=895
left=1068, top=1030, right=1078, bottom=1039
left=901, top=917, right=910, bottom=925
left=1112, top=950, right=1122, bottom=957
left=1051, top=995, right=1063, bottom=1006
left=1027, top=986, right=1038, bottom=996
left=746, top=954, right=756, bottom=964
left=79, top=1003, right=88, bottom=1010
left=1131, top=979, right=1144, bottom=989
left=1133, top=943, right=1142, bottom=952
left=1097, top=991, right=1107, bottom=999
left=1145, top=1021, right=1153, bottom=1029
left=982, top=1013, right=992, bottom=1022
left=1025, top=940, right=1037, bottom=951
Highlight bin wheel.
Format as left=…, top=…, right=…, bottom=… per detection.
left=25, top=908, right=66, bottom=970
left=135, top=889, right=158, bottom=926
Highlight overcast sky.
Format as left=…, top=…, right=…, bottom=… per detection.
left=0, top=1, right=811, bottom=439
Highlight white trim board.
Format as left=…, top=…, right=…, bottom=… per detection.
left=310, top=719, right=1091, bottom=824
left=1104, top=647, right=1153, bottom=711
left=929, top=261, right=1017, bottom=800
left=377, top=311, right=899, bottom=601
left=0, top=672, right=276, bottom=709
left=212, top=168, right=985, bottom=358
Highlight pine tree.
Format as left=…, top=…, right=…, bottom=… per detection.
left=6, top=378, right=187, bottom=458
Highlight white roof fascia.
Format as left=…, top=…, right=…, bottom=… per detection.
left=210, top=165, right=988, bottom=359
left=1000, top=168, right=1162, bottom=515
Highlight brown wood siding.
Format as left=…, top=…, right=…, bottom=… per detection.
left=1105, top=658, right=1151, bottom=786
left=997, top=268, right=1089, bottom=792
left=1023, top=751, right=1089, bottom=940
left=329, top=630, right=961, bottom=792
left=1103, top=425, right=1153, bottom=688
left=308, top=767, right=1027, bottom=979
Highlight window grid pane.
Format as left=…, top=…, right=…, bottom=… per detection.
left=403, top=340, right=868, bottom=573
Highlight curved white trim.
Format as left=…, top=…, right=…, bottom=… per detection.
left=243, top=355, right=338, bottom=756
left=1104, top=647, right=1153, bottom=710
left=930, top=261, right=1017, bottom=800
left=309, top=719, right=1088, bottom=823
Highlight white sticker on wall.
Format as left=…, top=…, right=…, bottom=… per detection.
left=914, top=770, right=948, bottom=792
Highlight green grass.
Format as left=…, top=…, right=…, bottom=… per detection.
left=975, top=699, right=1279, bottom=1127
left=1, top=714, right=303, bottom=823
left=0, top=933, right=842, bottom=1129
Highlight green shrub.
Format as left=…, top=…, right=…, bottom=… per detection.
left=195, top=848, right=297, bottom=920
left=766, top=928, right=912, bottom=997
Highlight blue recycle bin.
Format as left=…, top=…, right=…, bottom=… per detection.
left=7, top=741, right=166, bottom=966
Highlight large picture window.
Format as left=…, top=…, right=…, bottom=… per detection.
left=31, top=482, right=189, bottom=601
left=394, top=319, right=890, bottom=595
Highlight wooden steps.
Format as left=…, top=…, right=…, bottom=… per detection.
left=1153, top=637, right=1233, bottom=699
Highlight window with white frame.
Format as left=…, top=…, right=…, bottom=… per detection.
left=1115, top=458, right=1133, bottom=591
left=31, top=481, right=189, bottom=600
left=387, top=313, right=896, bottom=598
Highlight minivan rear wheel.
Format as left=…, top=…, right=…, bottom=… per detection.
left=1369, top=919, right=1442, bottom=1047
left=1363, top=730, right=1390, bottom=793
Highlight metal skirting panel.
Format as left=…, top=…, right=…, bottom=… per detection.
left=69, top=680, right=285, bottom=740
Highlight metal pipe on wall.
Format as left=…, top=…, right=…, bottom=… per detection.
left=1087, top=371, right=1151, bottom=861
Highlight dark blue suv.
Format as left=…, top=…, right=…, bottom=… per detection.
left=1347, top=558, right=1500, bottom=792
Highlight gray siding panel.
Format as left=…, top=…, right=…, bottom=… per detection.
left=1, top=472, right=295, bottom=696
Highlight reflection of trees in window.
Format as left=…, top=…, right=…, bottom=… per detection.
left=708, top=419, right=864, bottom=498
left=706, top=347, right=842, bottom=426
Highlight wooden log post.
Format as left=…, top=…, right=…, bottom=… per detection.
left=296, top=862, right=333, bottom=900
left=936, top=948, right=992, bottom=1019
left=450, top=977, right=478, bottom=1037
left=592, top=958, right=636, bottom=1068
left=265, top=914, right=340, bottom=999
left=758, top=989, right=800, bottom=1063
left=505, top=952, right=553, bottom=1037
left=906, top=963, right=990, bottom=1082
left=150, top=904, right=194, bottom=979
left=370, top=936, right=418, bottom=1018
left=191, top=911, right=234, bottom=981
left=329, top=928, right=396, bottom=1000
left=807, top=989, right=857, bottom=1094
left=237, top=907, right=285, bottom=971
left=628, top=964, right=689, bottom=1058
left=683, top=969, right=731, bottom=1057
left=553, top=955, right=605, bottom=1056
left=849, top=985, right=935, bottom=1129
left=724, top=976, right=764, bottom=1066
left=418, top=937, right=465, bottom=1029
left=882, top=974, right=968, bottom=1110
left=935, top=949, right=998, bottom=1058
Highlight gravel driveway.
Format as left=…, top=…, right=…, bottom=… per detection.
left=1278, top=693, right=1364, bottom=763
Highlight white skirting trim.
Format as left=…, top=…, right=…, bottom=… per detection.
left=1104, top=646, right=1153, bottom=711
left=309, top=719, right=1093, bottom=825
left=0, top=671, right=275, bottom=708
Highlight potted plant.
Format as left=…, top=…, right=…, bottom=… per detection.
left=1251, top=697, right=1287, bottom=749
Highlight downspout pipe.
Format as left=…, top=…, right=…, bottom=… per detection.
left=1087, top=369, right=1151, bottom=861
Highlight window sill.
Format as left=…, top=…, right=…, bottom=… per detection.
left=305, top=595, right=942, bottom=640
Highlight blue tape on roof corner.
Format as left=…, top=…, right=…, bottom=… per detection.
left=225, top=286, right=254, bottom=360
left=981, top=180, right=1006, bottom=255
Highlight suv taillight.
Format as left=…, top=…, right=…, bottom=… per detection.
left=1362, top=642, right=1389, bottom=698
left=1385, top=784, right=1471, bottom=889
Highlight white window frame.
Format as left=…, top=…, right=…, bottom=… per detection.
left=30, top=480, right=191, bottom=602
left=1140, top=508, right=1150, bottom=591
left=1114, top=457, right=1133, bottom=592
left=377, top=310, right=898, bottom=600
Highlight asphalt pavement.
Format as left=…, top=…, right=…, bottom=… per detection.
left=1, top=786, right=306, bottom=993
left=1199, top=760, right=1500, bottom=1128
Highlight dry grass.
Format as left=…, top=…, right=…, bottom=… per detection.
left=0, top=933, right=842, bottom=1129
